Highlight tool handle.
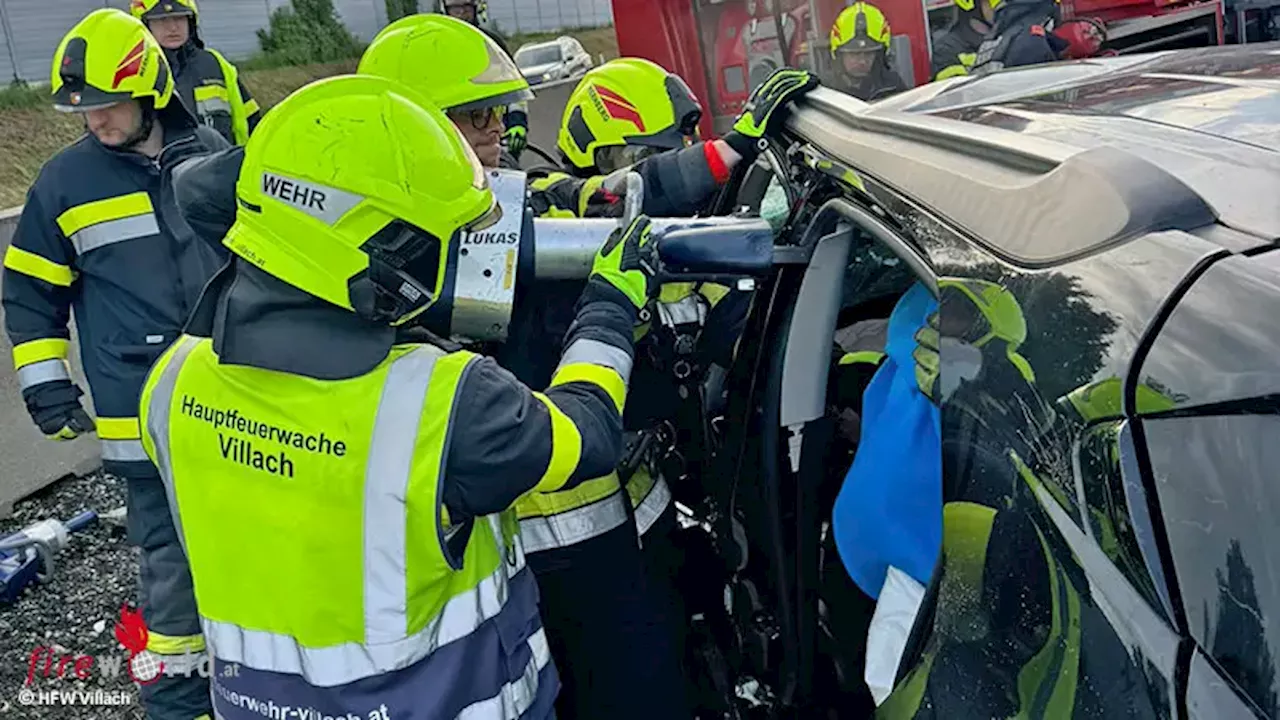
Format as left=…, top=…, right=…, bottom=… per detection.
left=64, top=510, right=97, bottom=533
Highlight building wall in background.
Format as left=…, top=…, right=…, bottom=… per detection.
left=0, top=0, right=610, bottom=82
left=486, top=0, right=612, bottom=34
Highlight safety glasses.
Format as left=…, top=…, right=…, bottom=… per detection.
left=450, top=105, right=505, bottom=131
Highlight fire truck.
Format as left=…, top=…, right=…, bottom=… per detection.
left=610, top=0, right=1234, bottom=134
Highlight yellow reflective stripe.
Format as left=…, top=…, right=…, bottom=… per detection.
left=551, top=362, right=626, bottom=413
left=839, top=350, right=886, bottom=366
left=699, top=282, right=731, bottom=307
left=55, top=192, right=153, bottom=238
left=658, top=282, right=696, bottom=304
left=13, top=338, right=69, bottom=369
left=532, top=394, right=583, bottom=493
left=209, top=48, right=251, bottom=145
left=194, top=84, right=229, bottom=102
left=145, top=631, right=205, bottom=654
left=516, top=472, right=622, bottom=519
left=3, top=246, right=74, bottom=287
left=97, top=417, right=141, bottom=440
left=243, top=98, right=260, bottom=116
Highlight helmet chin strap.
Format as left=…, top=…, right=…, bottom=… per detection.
left=120, top=104, right=157, bottom=152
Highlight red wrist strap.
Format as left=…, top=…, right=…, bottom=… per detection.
left=703, top=141, right=732, bottom=185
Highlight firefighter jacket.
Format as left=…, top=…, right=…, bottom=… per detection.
left=930, top=21, right=989, bottom=80
left=2, top=117, right=230, bottom=477
left=136, top=256, right=638, bottom=719
left=511, top=142, right=749, bottom=548
left=970, top=7, right=1070, bottom=75
left=167, top=40, right=261, bottom=146
left=837, top=60, right=909, bottom=102
left=528, top=140, right=729, bottom=220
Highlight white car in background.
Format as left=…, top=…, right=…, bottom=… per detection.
left=514, top=37, right=594, bottom=85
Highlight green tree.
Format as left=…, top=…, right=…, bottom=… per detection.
left=255, top=0, right=363, bottom=66
left=385, top=0, right=420, bottom=21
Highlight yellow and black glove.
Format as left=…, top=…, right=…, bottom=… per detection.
left=504, top=109, right=529, bottom=159
left=913, top=314, right=941, bottom=405
left=591, top=214, right=656, bottom=309
left=723, top=68, right=821, bottom=159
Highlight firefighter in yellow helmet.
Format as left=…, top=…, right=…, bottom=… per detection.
left=164, top=20, right=814, bottom=717
left=130, top=0, right=261, bottom=145
left=139, top=72, right=659, bottom=719
left=829, top=2, right=909, bottom=101
left=931, top=0, right=1004, bottom=79
left=1, top=9, right=230, bottom=720
left=436, top=0, right=531, bottom=161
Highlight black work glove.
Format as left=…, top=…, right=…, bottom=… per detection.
left=723, top=68, right=821, bottom=159
left=23, top=379, right=95, bottom=440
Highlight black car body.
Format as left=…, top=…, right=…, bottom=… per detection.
left=678, top=45, right=1280, bottom=719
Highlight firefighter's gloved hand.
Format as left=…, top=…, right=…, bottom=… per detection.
left=913, top=311, right=984, bottom=405
left=724, top=68, right=820, bottom=158
left=912, top=317, right=941, bottom=405
left=23, top=379, right=95, bottom=441
left=592, top=215, right=656, bottom=309
left=504, top=110, right=529, bottom=159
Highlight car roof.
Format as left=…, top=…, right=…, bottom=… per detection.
left=515, top=40, right=562, bottom=54
left=876, top=46, right=1280, bottom=242
left=786, top=47, right=1280, bottom=266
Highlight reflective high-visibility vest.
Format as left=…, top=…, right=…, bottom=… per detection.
left=139, top=336, right=556, bottom=719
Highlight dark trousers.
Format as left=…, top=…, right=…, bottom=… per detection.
left=528, top=517, right=690, bottom=720
left=127, top=473, right=210, bottom=720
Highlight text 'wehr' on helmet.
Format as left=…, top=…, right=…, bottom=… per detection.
left=224, top=74, right=502, bottom=327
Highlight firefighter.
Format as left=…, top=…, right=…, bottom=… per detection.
left=131, top=0, right=261, bottom=146
left=438, top=0, right=531, bottom=162
left=164, top=18, right=817, bottom=715
left=931, top=0, right=1003, bottom=80
left=138, top=72, right=655, bottom=720
left=828, top=2, right=909, bottom=101
left=1, top=9, right=228, bottom=720
left=968, top=0, right=1070, bottom=75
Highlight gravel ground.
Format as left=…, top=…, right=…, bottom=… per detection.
left=0, top=471, right=145, bottom=719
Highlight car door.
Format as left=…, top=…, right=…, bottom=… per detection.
left=876, top=210, right=1222, bottom=717
left=1133, top=246, right=1280, bottom=720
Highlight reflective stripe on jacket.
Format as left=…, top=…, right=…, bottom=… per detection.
left=139, top=336, right=559, bottom=719
left=173, top=44, right=261, bottom=146
left=1, top=126, right=228, bottom=474
left=514, top=336, right=635, bottom=552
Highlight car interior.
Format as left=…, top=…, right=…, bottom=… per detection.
left=637, top=137, right=940, bottom=717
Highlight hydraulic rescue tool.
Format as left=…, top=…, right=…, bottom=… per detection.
left=428, top=168, right=778, bottom=343
left=0, top=510, right=98, bottom=604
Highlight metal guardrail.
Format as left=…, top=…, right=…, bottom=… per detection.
left=0, top=73, right=585, bottom=515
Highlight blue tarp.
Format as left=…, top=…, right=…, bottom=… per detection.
left=832, top=282, right=942, bottom=598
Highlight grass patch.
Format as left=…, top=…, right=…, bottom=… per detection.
left=0, top=82, right=51, bottom=112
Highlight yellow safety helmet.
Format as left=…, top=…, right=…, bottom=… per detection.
left=358, top=13, right=533, bottom=114
left=50, top=8, right=175, bottom=113
left=130, top=0, right=198, bottom=22
left=225, top=74, right=501, bottom=327
left=938, top=277, right=1035, bottom=383
left=954, top=0, right=1004, bottom=14
left=830, top=2, right=892, bottom=54
left=558, top=57, right=703, bottom=174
